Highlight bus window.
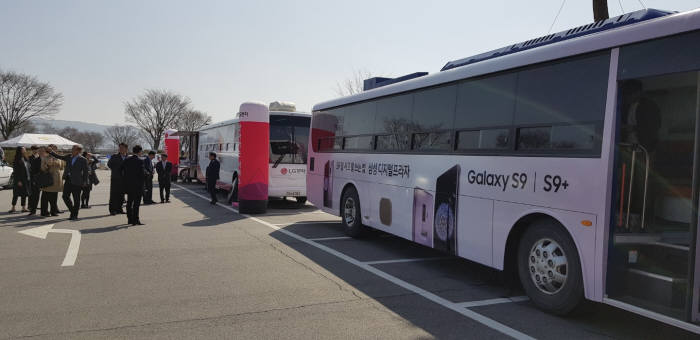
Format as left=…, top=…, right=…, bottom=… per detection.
left=269, top=115, right=311, bottom=164
left=456, top=128, right=510, bottom=150
left=375, top=94, right=413, bottom=151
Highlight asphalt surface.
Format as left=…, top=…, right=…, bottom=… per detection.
left=0, top=169, right=697, bottom=339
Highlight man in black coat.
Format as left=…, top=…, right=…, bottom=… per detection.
left=205, top=152, right=220, bottom=205
left=27, top=145, right=42, bottom=216
left=49, top=145, right=89, bottom=220
left=108, top=143, right=128, bottom=215
left=155, top=153, right=172, bottom=203
left=143, top=151, right=156, bottom=204
left=121, top=145, right=146, bottom=226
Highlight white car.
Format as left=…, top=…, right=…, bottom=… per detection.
left=0, top=161, right=12, bottom=188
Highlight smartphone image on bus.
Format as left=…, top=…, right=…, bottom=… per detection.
left=323, top=160, right=333, bottom=208
left=413, top=188, right=434, bottom=248
left=433, top=165, right=460, bottom=255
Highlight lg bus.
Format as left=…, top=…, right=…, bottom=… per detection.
left=198, top=102, right=311, bottom=203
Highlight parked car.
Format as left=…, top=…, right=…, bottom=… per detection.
left=0, top=161, right=13, bottom=188
left=98, top=157, right=109, bottom=170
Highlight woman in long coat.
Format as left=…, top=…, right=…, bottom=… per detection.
left=9, top=146, right=30, bottom=213
left=40, top=146, right=64, bottom=216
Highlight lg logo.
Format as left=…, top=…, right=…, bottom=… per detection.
left=280, top=168, right=305, bottom=175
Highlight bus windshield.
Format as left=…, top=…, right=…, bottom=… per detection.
left=269, top=115, right=310, bottom=165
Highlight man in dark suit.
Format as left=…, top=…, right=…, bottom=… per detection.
left=206, top=152, right=220, bottom=205
left=49, top=145, right=89, bottom=220
left=121, top=145, right=146, bottom=226
left=108, top=143, right=128, bottom=215
left=27, top=145, right=42, bottom=216
left=155, top=153, right=172, bottom=203
left=143, top=151, right=156, bottom=204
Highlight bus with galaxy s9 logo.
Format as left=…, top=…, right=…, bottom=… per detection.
left=307, top=8, right=700, bottom=333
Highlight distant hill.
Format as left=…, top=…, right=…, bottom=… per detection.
left=32, top=118, right=111, bottom=134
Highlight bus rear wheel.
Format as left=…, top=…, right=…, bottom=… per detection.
left=340, top=187, right=365, bottom=238
left=517, top=219, right=584, bottom=315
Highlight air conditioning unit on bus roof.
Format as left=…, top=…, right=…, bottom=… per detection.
left=269, top=101, right=296, bottom=112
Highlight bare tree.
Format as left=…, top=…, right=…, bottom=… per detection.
left=76, top=131, right=104, bottom=153
left=125, top=89, right=190, bottom=151
left=0, top=71, right=63, bottom=140
left=334, top=69, right=374, bottom=97
left=104, top=125, right=141, bottom=149
left=593, top=0, right=609, bottom=21
left=137, top=128, right=154, bottom=150
left=8, top=120, right=38, bottom=138
left=56, top=126, right=80, bottom=141
left=176, top=109, right=212, bottom=152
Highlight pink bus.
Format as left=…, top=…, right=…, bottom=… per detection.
left=307, top=9, right=700, bottom=333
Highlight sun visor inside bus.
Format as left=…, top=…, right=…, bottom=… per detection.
left=441, top=8, right=673, bottom=72
left=237, top=102, right=270, bottom=214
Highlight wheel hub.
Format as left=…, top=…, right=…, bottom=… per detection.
left=528, top=238, right=568, bottom=295
left=344, top=197, right=356, bottom=226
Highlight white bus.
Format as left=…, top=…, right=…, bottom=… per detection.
left=198, top=102, right=311, bottom=203
left=307, top=8, right=700, bottom=332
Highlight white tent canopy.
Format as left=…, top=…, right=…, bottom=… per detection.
left=0, top=133, right=78, bottom=149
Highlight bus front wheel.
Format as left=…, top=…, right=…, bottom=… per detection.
left=340, top=187, right=365, bottom=238
left=517, top=219, right=584, bottom=315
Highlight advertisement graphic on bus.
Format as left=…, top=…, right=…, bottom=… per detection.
left=307, top=9, right=700, bottom=333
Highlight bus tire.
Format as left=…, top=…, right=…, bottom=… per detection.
left=340, top=187, right=365, bottom=238
left=295, top=196, right=307, bottom=205
left=517, top=219, right=584, bottom=315
left=228, top=176, right=239, bottom=203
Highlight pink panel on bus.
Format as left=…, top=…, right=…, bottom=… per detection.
left=239, top=121, right=269, bottom=201
left=164, top=129, right=180, bottom=176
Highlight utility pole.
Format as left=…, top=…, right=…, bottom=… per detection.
left=593, top=0, right=610, bottom=21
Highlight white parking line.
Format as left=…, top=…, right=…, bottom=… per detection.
left=455, top=296, right=530, bottom=308
left=174, top=184, right=535, bottom=340
left=273, top=221, right=341, bottom=226
left=363, top=257, right=452, bottom=265
left=308, top=236, right=353, bottom=241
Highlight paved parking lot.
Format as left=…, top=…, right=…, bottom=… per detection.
left=0, top=170, right=697, bottom=339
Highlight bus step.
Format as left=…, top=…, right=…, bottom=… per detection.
left=625, top=268, right=687, bottom=309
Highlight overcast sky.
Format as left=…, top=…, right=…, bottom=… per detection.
left=1, top=0, right=699, bottom=125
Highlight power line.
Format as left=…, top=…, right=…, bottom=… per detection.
left=548, top=0, right=567, bottom=34
left=618, top=0, right=625, bottom=14
left=637, top=0, right=646, bottom=9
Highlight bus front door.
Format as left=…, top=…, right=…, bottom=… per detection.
left=608, top=70, right=700, bottom=324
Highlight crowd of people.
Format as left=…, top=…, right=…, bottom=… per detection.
left=8, top=144, right=98, bottom=218
left=5, top=142, right=175, bottom=226
left=105, top=143, right=174, bottom=226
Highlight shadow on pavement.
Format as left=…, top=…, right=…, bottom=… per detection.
left=0, top=211, right=112, bottom=229
left=268, top=222, right=698, bottom=339
left=170, top=185, right=245, bottom=227
left=81, top=224, right=131, bottom=234
left=267, top=224, right=513, bottom=339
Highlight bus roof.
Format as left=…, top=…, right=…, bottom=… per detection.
left=313, top=8, right=700, bottom=112
left=197, top=110, right=310, bottom=132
